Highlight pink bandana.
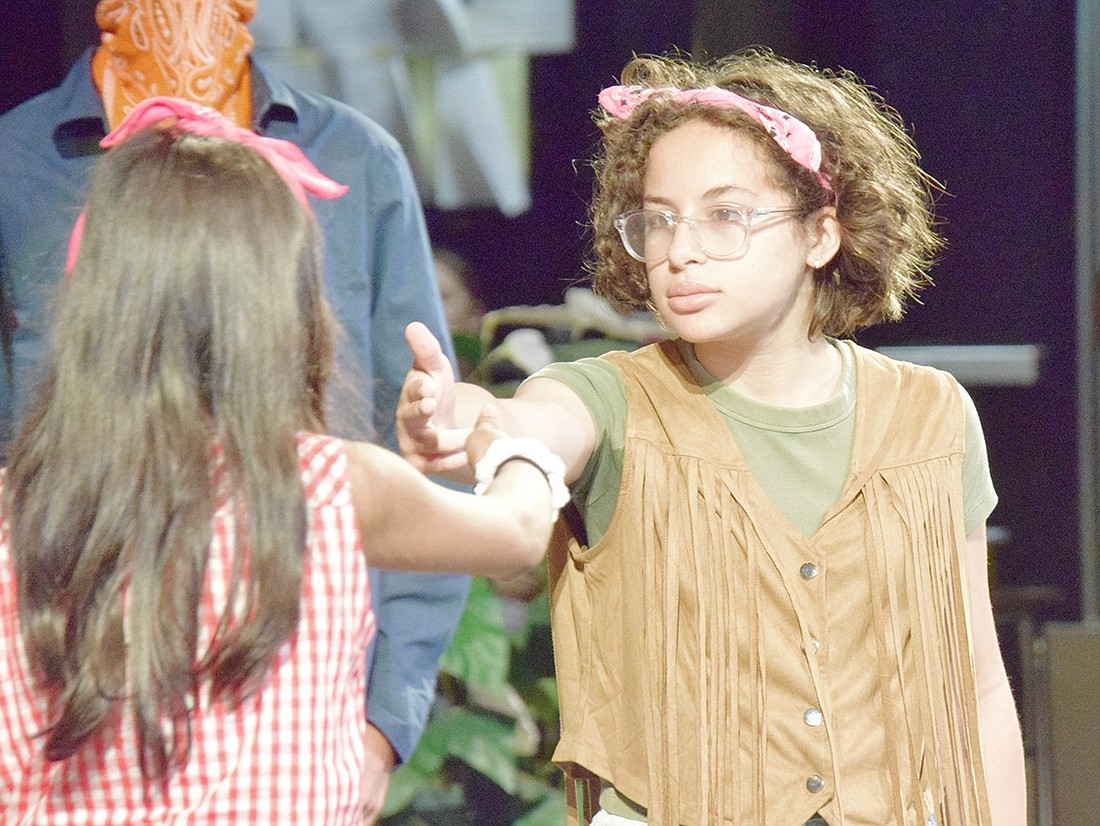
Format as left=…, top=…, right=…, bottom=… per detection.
left=101, top=96, right=348, bottom=205
left=598, top=84, right=832, bottom=191
left=66, top=96, right=348, bottom=271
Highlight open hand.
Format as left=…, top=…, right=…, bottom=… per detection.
left=397, top=322, right=470, bottom=473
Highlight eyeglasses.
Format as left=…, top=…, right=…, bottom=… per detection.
left=612, top=204, right=803, bottom=262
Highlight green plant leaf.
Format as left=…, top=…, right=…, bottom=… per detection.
left=381, top=574, right=566, bottom=822
left=381, top=707, right=458, bottom=816
left=438, top=577, right=511, bottom=689
left=514, top=789, right=568, bottom=826
left=442, top=707, right=520, bottom=792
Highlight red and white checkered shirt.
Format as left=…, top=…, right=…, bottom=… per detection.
left=0, top=433, right=376, bottom=824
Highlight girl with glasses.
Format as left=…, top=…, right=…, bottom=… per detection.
left=397, top=49, right=1025, bottom=826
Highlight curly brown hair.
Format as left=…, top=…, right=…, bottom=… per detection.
left=588, top=48, right=944, bottom=338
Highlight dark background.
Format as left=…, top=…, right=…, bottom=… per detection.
left=0, top=1, right=1080, bottom=625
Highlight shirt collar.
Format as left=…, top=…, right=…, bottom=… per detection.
left=52, top=49, right=302, bottom=155
left=249, top=57, right=300, bottom=135
left=51, top=48, right=110, bottom=158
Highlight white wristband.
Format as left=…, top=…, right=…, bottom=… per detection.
left=473, top=437, right=571, bottom=517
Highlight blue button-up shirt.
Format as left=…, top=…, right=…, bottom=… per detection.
left=0, top=49, right=469, bottom=762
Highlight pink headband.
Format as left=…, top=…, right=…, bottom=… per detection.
left=598, top=85, right=832, bottom=191
left=66, top=96, right=348, bottom=271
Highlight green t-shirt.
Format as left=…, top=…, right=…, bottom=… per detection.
left=534, top=338, right=997, bottom=543
left=534, top=338, right=998, bottom=821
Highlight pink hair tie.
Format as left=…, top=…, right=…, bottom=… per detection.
left=598, top=84, right=832, bottom=191
left=65, top=96, right=348, bottom=272
left=101, top=97, right=349, bottom=205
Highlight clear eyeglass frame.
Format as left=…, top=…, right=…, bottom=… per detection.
left=612, top=204, right=803, bottom=262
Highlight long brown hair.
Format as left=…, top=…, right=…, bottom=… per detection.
left=4, top=126, right=334, bottom=776
left=589, top=48, right=945, bottom=339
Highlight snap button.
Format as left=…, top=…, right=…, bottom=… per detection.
left=800, top=562, right=818, bottom=580
left=806, top=774, right=825, bottom=793
left=803, top=707, right=823, bottom=727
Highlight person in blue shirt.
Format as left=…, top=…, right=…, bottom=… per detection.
left=0, top=1, right=469, bottom=819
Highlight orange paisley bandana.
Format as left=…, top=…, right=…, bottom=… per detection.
left=92, top=0, right=256, bottom=129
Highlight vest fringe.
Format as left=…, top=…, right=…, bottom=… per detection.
left=550, top=341, right=992, bottom=825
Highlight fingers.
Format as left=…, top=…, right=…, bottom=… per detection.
left=475, top=402, right=502, bottom=429
left=398, top=322, right=453, bottom=428
left=397, top=385, right=472, bottom=474
left=398, top=372, right=438, bottom=418
left=396, top=429, right=469, bottom=473
left=397, top=327, right=445, bottom=458
left=398, top=321, right=467, bottom=473
left=405, top=321, right=449, bottom=375
left=359, top=724, right=394, bottom=824
left=420, top=447, right=476, bottom=475
left=464, top=403, right=506, bottom=467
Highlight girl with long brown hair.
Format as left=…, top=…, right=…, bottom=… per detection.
left=0, top=97, right=563, bottom=823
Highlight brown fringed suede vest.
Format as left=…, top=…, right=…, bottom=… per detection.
left=550, top=340, right=991, bottom=826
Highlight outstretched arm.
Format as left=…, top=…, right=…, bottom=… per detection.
left=350, top=408, right=559, bottom=578
left=398, top=321, right=598, bottom=484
